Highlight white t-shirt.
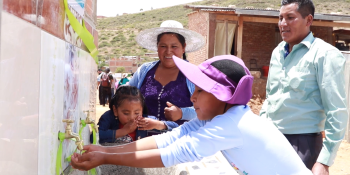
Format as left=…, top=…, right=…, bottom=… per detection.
left=154, top=105, right=312, bottom=175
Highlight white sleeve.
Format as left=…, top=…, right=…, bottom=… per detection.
left=158, top=115, right=243, bottom=167
left=154, top=118, right=205, bottom=149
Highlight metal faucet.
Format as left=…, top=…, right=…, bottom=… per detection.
left=62, top=119, right=83, bottom=151
left=83, top=110, right=99, bottom=133
left=83, top=110, right=95, bottom=124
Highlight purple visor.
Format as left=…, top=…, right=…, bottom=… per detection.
left=172, top=55, right=253, bottom=105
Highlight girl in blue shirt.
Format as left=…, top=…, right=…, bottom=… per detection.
left=73, top=55, right=312, bottom=175
left=96, top=85, right=148, bottom=143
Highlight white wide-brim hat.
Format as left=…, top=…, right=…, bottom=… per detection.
left=136, top=20, right=205, bottom=53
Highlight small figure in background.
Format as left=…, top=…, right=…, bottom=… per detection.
left=97, top=69, right=103, bottom=105
left=109, top=74, right=116, bottom=98
left=118, top=73, right=130, bottom=86
left=100, top=68, right=112, bottom=106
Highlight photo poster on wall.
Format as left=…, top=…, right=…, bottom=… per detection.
left=62, top=43, right=81, bottom=168
left=64, top=0, right=86, bottom=48
left=68, top=0, right=86, bottom=17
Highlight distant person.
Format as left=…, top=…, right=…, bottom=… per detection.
left=97, top=69, right=103, bottom=105
left=129, top=20, right=205, bottom=136
left=109, top=74, right=116, bottom=98
left=260, top=0, right=348, bottom=174
left=118, top=74, right=130, bottom=86
left=94, top=85, right=148, bottom=143
left=100, top=68, right=112, bottom=106
left=72, top=55, right=312, bottom=175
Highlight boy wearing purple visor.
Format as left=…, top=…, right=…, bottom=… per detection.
left=71, top=55, right=311, bottom=174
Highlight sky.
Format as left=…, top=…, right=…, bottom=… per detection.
left=97, top=0, right=202, bottom=17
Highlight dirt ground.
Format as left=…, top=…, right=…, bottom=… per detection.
left=330, top=141, right=350, bottom=175
left=95, top=92, right=350, bottom=174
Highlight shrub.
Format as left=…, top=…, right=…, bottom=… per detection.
left=99, top=41, right=111, bottom=48
left=115, top=67, right=125, bottom=73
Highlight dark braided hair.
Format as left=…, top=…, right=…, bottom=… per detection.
left=157, top=32, right=187, bottom=60
left=109, top=85, right=148, bottom=116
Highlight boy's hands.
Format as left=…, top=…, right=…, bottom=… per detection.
left=136, top=117, right=166, bottom=130
left=71, top=152, right=105, bottom=171
left=164, top=101, right=182, bottom=121
left=83, top=145, right=107, bottom=154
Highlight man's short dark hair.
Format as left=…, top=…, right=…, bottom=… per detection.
left=281, top=0, right=315, bottom=18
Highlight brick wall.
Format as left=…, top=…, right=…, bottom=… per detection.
left=241, top=22, right=333, bottom=69
left=187, top=11, right=209, bottom=65
left=241, top=22, right=277, bottom=69
left=109, top=59, right=138, bottom=73
left=311, top=26, right=333, bottom=44
left=186, top=13, right=334, bottom=100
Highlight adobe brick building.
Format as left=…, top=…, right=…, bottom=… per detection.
left=185, top=5, right=350, bottom=98
left=108, top=56, right=141, bottom=73
left=185, top=5, right=350, bottom=66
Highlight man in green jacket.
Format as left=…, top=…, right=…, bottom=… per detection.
left=260, top=0, right=348, bottom=175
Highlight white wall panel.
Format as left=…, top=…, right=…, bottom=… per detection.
left=0, top=12, right=41, bottom=175
left=38, top=31, right=66, bottom=175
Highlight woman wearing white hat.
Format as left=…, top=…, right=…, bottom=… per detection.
left=129, top=20, right=205, bottom=135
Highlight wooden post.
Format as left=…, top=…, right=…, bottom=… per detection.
left=237, top=16, right=243, bottom=59
left=346, top=54, right=350, bottom=143
left=342, top=52, right=350, bottom=143
left=225, top=20, right=228, bottom=54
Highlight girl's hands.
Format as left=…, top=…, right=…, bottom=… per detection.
left=136, top=116, right=166, bottom=130
left=71, top=152, right=105, bottom=171
left=122, top=119, right=138, bottom=134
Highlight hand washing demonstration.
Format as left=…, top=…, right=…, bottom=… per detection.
left=1, top=0, right=350, bottom=175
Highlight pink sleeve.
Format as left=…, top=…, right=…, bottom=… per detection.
left=115, top=82, right=118, bottom=89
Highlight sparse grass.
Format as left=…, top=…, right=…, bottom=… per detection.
left=96, top=0, right=350, bottom=60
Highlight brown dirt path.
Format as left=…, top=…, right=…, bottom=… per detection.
left=330, top=141, right=350, bottom=175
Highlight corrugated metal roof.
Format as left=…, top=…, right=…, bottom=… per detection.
left=184, top=5, right=236, bottom=12
left=185, top=5, right=350, bottom=21
left=184, top=5, right=279, bottom=12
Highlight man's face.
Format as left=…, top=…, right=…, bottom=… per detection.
left=278, top=3, right=312, bottom=46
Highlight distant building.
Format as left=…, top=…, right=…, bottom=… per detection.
left=144, top=52, right=158, bottom=57
left=97, top=16, right=107, bottom=19
left=108, top=56, right=143, bottom=73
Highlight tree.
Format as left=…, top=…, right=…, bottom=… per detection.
left=115, top=67, right=125, bottom=73
left=98, top=62, right=107, bottom=69
left=140, top=8, right=143, bottom=11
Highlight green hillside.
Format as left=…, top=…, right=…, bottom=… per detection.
left=97, top=0, right=350, bottom=67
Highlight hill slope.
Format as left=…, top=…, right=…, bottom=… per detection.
left=97, top=0, right=350, bottom=67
